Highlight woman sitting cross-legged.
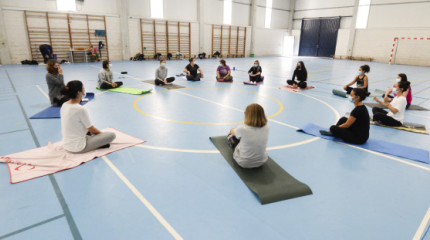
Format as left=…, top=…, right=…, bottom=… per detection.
left=227, top=103, right=269, bottom=168
left=216, top=59, right=233, bottom=82
left=98, top=60, right=123, bottom=89
left=155, top=59, right=175, bottom=86
left=372, top=81, right=410, bottom=127
left=320, top=88, right=370, bottom=144
left=60, top=80, right=116, bottom=153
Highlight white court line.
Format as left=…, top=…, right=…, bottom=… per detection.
left=36, top=85, right=49, bottom=100
left=413, top=206, right=430, bottom=240
left=134, top=137, right=320, bottom=153
left=102, top=156, right=183, bottom=240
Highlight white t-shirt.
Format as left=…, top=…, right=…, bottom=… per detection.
left=387, top=96, right=407, bottom=123
left=233, top=124, right=269, bottom=168
left=60, top=103, right=92, bottom=152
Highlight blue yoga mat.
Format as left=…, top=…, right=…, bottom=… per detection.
left=30, top=93, right=94, bottom=119
left=297, top=123, right=429, bottom=164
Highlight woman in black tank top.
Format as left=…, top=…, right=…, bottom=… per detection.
left=344, top=65, right=370, bottom=94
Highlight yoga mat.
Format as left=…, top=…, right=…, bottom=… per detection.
left=0, top=128, right=145, bottom=183
left=29, top=93, right=94, bottom=119
left=371, top=121, right=429, bottom=135
left=297, top=123, right=429, bottom=164
left=97, top=87, right=152, bottom=95
left=142, top=80, right=185, bottom=89
left=332, top=89, right=348, bottom=98
left=279, top=85, right=315, bottom=92
left=243, top=81, right=263, bottom=85
left=364, top=102, right=429, bottom=111
left=209, top=136, right=312, bottom=204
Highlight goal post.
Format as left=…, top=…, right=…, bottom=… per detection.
left=389, top=37, right=430, bottom=66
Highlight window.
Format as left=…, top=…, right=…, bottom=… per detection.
left=356, top=0, right=371, bottom=29
left=265, top=0, right=273, bottom=28
left=151, top=0, right=164, bottom=19
left=56, top=0, right=76, bottom=11
left=223, top=0, right=232, bottom=25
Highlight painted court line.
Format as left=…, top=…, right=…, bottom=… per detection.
left=413, top=206, right=430, bottom=240
left=102, top=156, right=183, bottom=240
left=0, top=214, right=65, bottom=240
left=36, top=84, right=49, bottom=100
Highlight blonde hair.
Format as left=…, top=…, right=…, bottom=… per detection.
left=244, top=103, right=267, bottom=127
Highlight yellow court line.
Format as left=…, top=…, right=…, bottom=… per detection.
left=133, top=87, right=284, bottom=126
left=102, top=156, right=183, bottom=240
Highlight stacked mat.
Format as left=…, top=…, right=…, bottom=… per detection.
left=210, top=136, right=312, bottom=204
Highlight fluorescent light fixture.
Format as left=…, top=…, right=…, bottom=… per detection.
left=57, top=0, right=76, bottom=11
left=265, top=0, right=273, bottom=29
left=356, top=0, right=371, bottom=29
left=223, top=0, right=232, bottom=25
left=151, top=0, right=164, bottom=19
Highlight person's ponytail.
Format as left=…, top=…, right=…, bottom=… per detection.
left=61, top=80, right=83, bottom=99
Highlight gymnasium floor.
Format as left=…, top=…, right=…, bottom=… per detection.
left=1, top=56, right=430, bottom=240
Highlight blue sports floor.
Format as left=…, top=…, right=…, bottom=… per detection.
left=1, top=57, right=430, bottom=240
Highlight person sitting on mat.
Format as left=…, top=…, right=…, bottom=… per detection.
left=227, top=103, right=269, bottom=168
left=60, top=80, right=116, bottom=153
left=372, top=80, right=410, bottom=127
left=320, top=88, right=370, bottom=144
left=382, top=73, right=412, bottom=110
left=98, top=60, right=123, bottom=89
left=287, top=61, right=307, bottom=89
left=155, top=59, right=175, bottom=86
left=344, top=65, right=370, bottom=95
left=46, top=59, right=69, bottom=106
left=184, top=57, right=204, bottom=81
left=216, top=59, right=233, bottom=82
left=248, top=60, right=263, bottom=84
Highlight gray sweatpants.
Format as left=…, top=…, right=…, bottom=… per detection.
left=78, top=132, right=116, bottom=153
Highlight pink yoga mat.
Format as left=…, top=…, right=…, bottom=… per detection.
left=279, top=85, right=315, bottom=92
left=0, top=128, right=145, bottom=183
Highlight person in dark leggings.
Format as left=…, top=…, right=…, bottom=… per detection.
left=98, top=60, right=123, bottom=89
left=372, top=81, right=410, bottom=127
left=184, top=57, right=204, bottom=81
left=39, top=44, right=53, bottom=64
left=155, top=59, right=175, bottom=85
left=320, top=88, right=370, bottom=144
left=216, top=59, right=233, bottom=82
left=287, top=61, right=307, bottom=89
left=46, top=59, right=69, bottom=106
left=344, top=64, right=370, bottom=95
left=248, top=60, right=263, bottom=84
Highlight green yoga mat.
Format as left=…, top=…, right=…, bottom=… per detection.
left=97, top=87, right=152, bottom=95
left=332, top=89, right=348, bottom=98
left=142, top=80, right=185, bottom=89
left=209, top=136, right=312, bottom=204
left=364, top=102, right=429, bottom=111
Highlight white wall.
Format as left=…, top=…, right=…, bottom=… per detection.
left=254, top=28, right=288, bottom=56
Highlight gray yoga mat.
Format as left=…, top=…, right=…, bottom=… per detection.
left=332, top=89, right=347, bottom=98
left=364, top=102, right=429, bottom=111
left=209, top=136, right=312, bottom=204
left=142, top=80, right=185, bottom=89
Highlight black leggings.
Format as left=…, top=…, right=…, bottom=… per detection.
left=287, top=79, right=307, bottom=88
left=155, top=77, right=175, bottom=85
left=346, top=86, right=369, bottom=95
left=53, top=96, right=69, bottom=106
left=329, top=117, right=368, bottom=144
left=100, top=81, right=123, bottom=89
left=187, top=74, right=201, bottom=81
left=372, top=107, right=402, bottom=127
left=249, top=75, right=262, bottom=82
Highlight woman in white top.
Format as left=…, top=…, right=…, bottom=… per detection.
left=227, top=103, right=270, bottom=168
left=60, top=80, right=116, bottom=153
left=372, top=81, right=410, bottom=127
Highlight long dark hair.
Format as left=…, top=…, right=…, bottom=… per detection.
left=352, top=88, right=367, bottom=101
left=60, top=80, right=83, bottom=99
left=360, top=65, right=370, bottom=73
left=220, top=59, right=226, bottom=66
left=398, top=81, right=410, bottom=93
left=398, top=73, right=407, bottom=82
left=297, top=61, right=307, bottom=72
